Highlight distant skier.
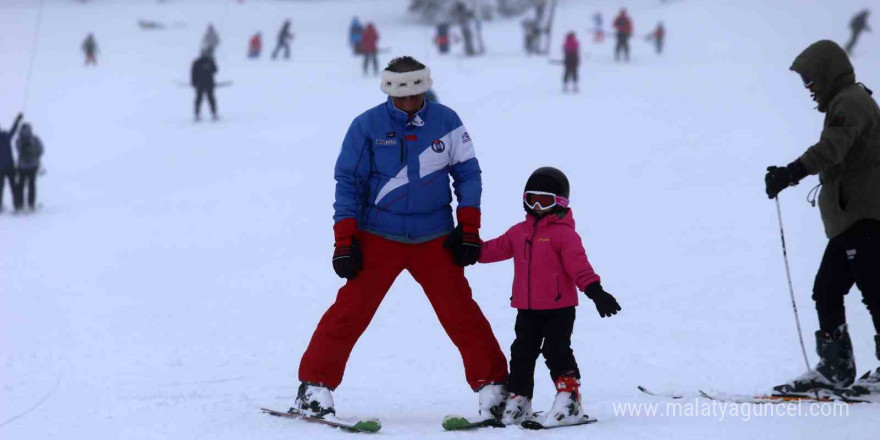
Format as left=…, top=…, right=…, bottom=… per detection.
left=844, top=9, right=871, bottom=55
left=613, top=8, right=633, bottom=62
left=0, top=113, right=23, bottom=213
left=248, top=32, right=262, bottom=59
left=453, top=1, right=476, bottom=56
left=272, top=19, right=294, bottom=60
left=190, top=49, right=218, bottom=121
left=294, top=55, right=508, bottom=422
left=647, top=22, right=665, bottom=54
left=15, top=123, right=43, bottom=211
left=767, top=40, right=880, bottom=398
left=360, top=22, right=379, bottom=75
left=562, top=32, right=580, bottom=92
left=435, top=23, right=451, bottom=54
left=82, top=33, right=98, bottom=65
left=479, top=167, right=621, bottom=427
left=201, top=24, right=220, bottom=54
left=592, top=12, right=604, bottom=43
left=349, top=17, right=363, bottom=55
left=523, top=19, right=540, bottom=54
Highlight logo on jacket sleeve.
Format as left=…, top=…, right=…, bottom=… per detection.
left=431, top=139, right=446, bottom=153
left=386, top=132, right=396, bottom=138
left=462, top=131, right=472, bottom=143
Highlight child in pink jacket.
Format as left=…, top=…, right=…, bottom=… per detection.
left=479, top=167, right=621, bottom=427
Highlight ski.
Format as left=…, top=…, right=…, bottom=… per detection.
left=441, top=415, right=504, bottom=431
left=697, top=389, right=869, bottom=404
left=521, top=416, right=597, bottom=430
left=637, top=385, right=684, bottom=399
left=260, top=407, right=381, bottom=433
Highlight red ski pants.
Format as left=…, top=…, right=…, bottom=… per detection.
left=299, top=232, right=508, bottom=391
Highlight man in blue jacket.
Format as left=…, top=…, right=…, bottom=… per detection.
left=0, top=113, right=23, bottom=212
left=295, top=56, right=509, bottom=420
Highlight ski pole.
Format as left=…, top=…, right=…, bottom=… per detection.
left=774, top=196, right=812, bottom=373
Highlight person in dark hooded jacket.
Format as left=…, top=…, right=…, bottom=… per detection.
left=0, top=113, right=23, bottom=212
left=844, top=9, right=871, bottom=55
left=766, top=40, right=880, bottom=397
left=16, top=123, right=43, bottom=210
left=191, top=50, right=218, bottom=121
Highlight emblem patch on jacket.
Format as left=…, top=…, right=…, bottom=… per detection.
left=375, top=139, right=397, bottom=145
left=462, top=131, right=472, bottom=143
left=431, top=139, right=446, bottom=153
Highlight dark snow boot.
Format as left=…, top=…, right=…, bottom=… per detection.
left=849, top=335, right=880, bottom=396
left=773, top=324, right=856, bottom=394
left=292, top=382, right=335, bottom=418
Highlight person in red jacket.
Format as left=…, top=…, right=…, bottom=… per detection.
left=562, top=32, right=580, bottom=92
left=360, top=23, right=380, bottom=75
left=646, top=22, right=664, bottom=54
left=248, top=32, right=262, bottom=59
left=479, top=167, right=621, bottom=427
left=613, top=8, right=633, bottom=62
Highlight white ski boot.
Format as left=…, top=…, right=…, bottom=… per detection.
left=477, top=383, right=508, bottom=422
left=542, top=376, right=587, bottom=427
left=292, top=382, right=335, bottom=418
left=501, top=393, right=532, bottom=425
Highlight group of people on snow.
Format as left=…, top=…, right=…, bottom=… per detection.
left=349, top=18, right=381, bottom=75
left=248, top=20, right=295, bottom=60
left=0, top=113, right=44, bottom=213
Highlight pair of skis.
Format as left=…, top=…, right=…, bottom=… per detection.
left=261, top=408, right=597, bottom=433
left=637, top=385, right=872, bottom=404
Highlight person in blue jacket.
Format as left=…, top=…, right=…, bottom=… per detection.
left=294, top=56, right=509, bottom=421
left=0, top=113, right=23, bottom=212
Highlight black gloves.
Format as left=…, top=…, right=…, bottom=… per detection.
left=765, top=160, right=808, bottom=199
left=444, top=224, right=481, bottom=267
left=332, top=237, right=363, bottom=280
left=584, top=283, right=621, bottom=318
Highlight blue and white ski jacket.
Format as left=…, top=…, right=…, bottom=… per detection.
left=333, top=98, right=481, bottom=242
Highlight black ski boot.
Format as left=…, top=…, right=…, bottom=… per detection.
left=849, top=335, right=880, bottom=396
left=773, top=324, right=856, bottom=394
left=291, top=382, right=335, bottom=419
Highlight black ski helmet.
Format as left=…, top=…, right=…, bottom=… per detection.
left=524, top=167, right=570, bottom=198
left=523, top=167, right=570, bottom=215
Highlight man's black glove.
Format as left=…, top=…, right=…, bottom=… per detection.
left=444, top=224, right=481, bottom=266
left=765, top=160, right=808, bottom=199
left=584, top=283, right=621, bottom=318
left=333, top=238, right=362, bottom=280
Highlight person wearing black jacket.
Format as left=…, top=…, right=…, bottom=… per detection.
left=191, top=50, right=218, bottom=121
left=0, top=113, right=23, bottom=212
left=272, top=19, right=294, bottom=60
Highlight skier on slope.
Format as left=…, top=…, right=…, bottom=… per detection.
left=646, top=22, right=664, bottom=55
left=349, top=17, right=363, bottom=55
left=190, top=49, right=218, bottom=121
left=294, top=56, right=509, bottom=421
left=479, top=167, right=621, bottom=427
left=272, top=19, right=294, bottom=60
left=434, top=23, right=451, bottom=54
left=562, top=32, right=580, bottom=93
left=844, top=9, right=871, bottom=55
left=0, top=113, right=23, bottom=213
left=201, top=24, right=220, bottom=54
left=612, top=8, right=633, bottom=62
left=360, top=23, right=380, bottom=76
left=592, top=12, right=604, bottom=43
left=766, top=40, right=880, bottom=397
left=15, top=122, right=44, bottom=211
left=82, top=33, right=98, bottom=65
left=248, top=32, right=262, bottom=59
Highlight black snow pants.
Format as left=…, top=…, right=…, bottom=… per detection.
left=507, top=307, right=580, bottom=399
left=0, top=169, right=19, bottom=210
left=563, top=57, right=579, bottom=85
left=615, top=33, right=630, bottom=61
left=272, top=41, right=290, bottom=59
left=813, top=219, right=880, bottom=335
left=363, top=51, right=378, bottom=75
left=195, top=86, right=217, bottom=117
left=17, top=168, right=37, bottom=209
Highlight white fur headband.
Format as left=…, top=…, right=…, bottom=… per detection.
left=380, top=67, right=433, bottom=97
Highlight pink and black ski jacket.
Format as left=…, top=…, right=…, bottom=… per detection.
left=479, top=209, right=600, bottom=310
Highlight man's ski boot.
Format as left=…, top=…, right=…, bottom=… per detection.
left=292, top=382, right=335, bottom=419
left=543, top=376, right=588, bottom=427
left=477, top=383, right=508, bottom=423
left=501, top=393, right=532, bottom=425
left=773, top=324, right=856, bottom=394
left=849, top=335, right=880, bottom=397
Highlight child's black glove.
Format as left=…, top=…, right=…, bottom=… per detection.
left=584, top=283, right=621, bottom=318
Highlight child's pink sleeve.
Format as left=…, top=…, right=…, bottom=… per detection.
left=560, top=229, right=601, bottom=291
left=479, top=230, right=514, bottom=264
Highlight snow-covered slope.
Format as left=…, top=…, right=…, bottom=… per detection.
left=1, top=0, right=878, bottom=438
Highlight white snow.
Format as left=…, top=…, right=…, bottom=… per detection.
left=1, top=0, right=879, bottom=438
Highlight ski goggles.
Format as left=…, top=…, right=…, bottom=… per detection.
left=523, top=191, right=570, bottom=210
